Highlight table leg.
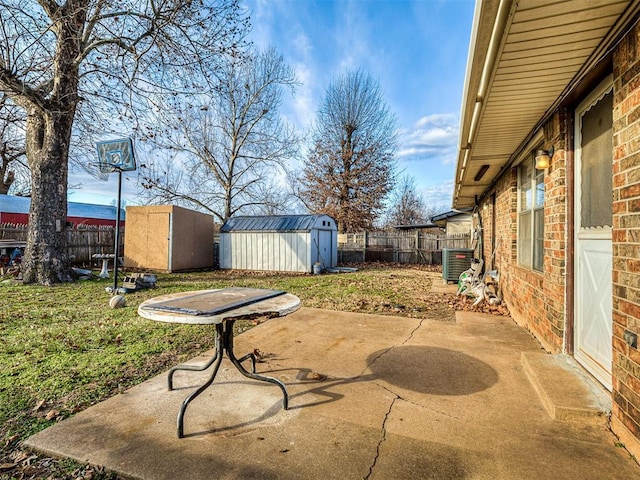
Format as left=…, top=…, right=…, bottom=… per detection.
left=174, top=320, right=288, bottom=438
left=224, top=320, right=289, bottom=410
left=168, top=349, right=221, bottom=391
left=176, top=323, right=225, bottom=438
left=98, top=259, right=110, bottom=278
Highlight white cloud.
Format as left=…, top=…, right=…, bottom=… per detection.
left=289, top=62, right=316, bottom=130
left=420, top=179, right=454, bottom=210
left=335, top=0, right=374, bottom=73
left=397, top=113, right=459, bottom=166
left=68, top=169, right=140, bottom=206
left=416, top=113, right=456, bottom=128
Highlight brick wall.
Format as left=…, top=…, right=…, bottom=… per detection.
left=611, top=21, right=640, bottom=460
left=478, top=111, right=568, bottom=353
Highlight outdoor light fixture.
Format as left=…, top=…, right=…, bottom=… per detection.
left=535, top=146, right=554, bottom=170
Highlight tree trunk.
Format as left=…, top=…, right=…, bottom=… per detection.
left=17, top=3, right=84, bottom=285
left=21, top=108, right=73, bottom=285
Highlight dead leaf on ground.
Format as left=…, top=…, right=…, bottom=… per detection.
left=32, top=399, right=46, bottom=412
left=44, top=410, right=59, bottom=421
left=13, top=452, right=30, bottom=463
left=253, top=348, right=268, bottom=362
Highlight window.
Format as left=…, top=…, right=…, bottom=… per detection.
left=518, top=155, right=544, bottom=271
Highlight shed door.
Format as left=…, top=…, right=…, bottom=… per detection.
left=318, top=230, right=333, bottom=267
left=148, top=212, right=171, bottom=270
left=574, top=79, right=613, bottom=390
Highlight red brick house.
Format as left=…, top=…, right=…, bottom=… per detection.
left=455, top=0, right=640, bottom=458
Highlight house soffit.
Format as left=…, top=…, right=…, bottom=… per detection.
left=453, top=0, right=638, bottom=209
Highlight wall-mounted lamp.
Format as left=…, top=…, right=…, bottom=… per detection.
left=535, top=146, right=554, bottom=170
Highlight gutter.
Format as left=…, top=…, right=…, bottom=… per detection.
left=469, top=1, right=640, bottom=210
left=455, top=0, right=515, bottom=206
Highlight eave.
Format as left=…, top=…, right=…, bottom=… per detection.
left=453, top=0, right=640, bottom=209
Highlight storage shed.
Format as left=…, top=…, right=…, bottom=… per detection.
left=219, top=214, right=337, bottom=273
left=124, top=205, right=214, bottom=272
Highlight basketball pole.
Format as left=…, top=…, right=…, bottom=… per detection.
left=112, top=168, right=123, bottom=294
left=95, top=137, right=135, bottom=295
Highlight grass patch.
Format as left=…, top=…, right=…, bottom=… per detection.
left=0, top=265, right=452, bottom=478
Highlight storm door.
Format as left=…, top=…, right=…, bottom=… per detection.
left=574, top=78, right=613, bottom=390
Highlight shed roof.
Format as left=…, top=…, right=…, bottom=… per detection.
left=431, top=208, right=473, bottom=223
left=393, top=222, right=440, bottom=230
left=220, top=214, right=336, bottom=233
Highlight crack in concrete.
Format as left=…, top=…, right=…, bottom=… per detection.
left=359, top=318, right=426, bottom=377
left=363, top=319, right=426, bottom=479
left=403, top=318, right=426, bottom=345
left=365, top=394, right=398, bottom=480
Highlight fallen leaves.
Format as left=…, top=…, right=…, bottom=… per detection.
left=31, top=399, right=61, bottom=421
left=32, top=399, right=45, bottom=412
left=44, top=409, right=60, bottom=421
left=453, top=295, right=511, bottom=316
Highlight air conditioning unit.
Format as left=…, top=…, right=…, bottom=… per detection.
left=442, top=248, right=475, bottom=282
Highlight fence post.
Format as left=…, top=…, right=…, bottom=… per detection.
left=362, top=230, right=368, bottom=263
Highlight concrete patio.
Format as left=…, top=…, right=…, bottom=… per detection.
left=25, top=305, right=639, bottom=479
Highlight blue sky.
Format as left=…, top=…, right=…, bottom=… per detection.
left=69, top=0, right=475, bottom=211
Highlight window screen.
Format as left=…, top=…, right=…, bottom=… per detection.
left=580, top=90, right=613, bottom=229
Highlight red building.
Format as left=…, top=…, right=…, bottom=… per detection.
left=0, top=195, right=125, bottom=227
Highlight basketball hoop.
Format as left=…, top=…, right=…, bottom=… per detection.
left=95, top=137, right=137, bottom=294
left=96, top=138, right=137, bottom=173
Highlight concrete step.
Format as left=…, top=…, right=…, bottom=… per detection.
left=521, top=352, right=611, bottom=427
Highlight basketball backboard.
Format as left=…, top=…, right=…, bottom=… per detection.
left=96, top=138, right=137, bottom=173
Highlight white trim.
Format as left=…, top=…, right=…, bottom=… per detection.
left=577, top=75, right=614, bottom=117
left=573, top=75, right=614, bottom=391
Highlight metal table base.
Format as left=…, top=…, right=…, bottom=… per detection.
left=168, top=319, right=289, bottom=438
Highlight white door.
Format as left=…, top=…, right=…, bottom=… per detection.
left=574, top=78, right=613, bottom=390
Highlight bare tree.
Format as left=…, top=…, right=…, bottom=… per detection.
left=138, top=47, right=299, bottom=223
left=382, top=174, right=429, bottom=228
left=0, top=0, right=248, bottom=284
left=295, top=70, right=397, bottom=233
left=0, top=94, right=29, bottom=195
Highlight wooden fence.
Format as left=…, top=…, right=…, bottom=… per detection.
left=338, top=231, right=471, bottom=265
left=0, top=223, right=123, bottom=266
left=2, top=223, right=470, bottom=269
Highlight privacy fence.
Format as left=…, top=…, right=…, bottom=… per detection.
left=337, top=231, right=472, bottom=265
left=1, top=223, right=471, bottom=268
left=0, top=223, right=123, bottom=266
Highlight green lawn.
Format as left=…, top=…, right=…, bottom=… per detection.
left=0, top=266, right=450, bottom=478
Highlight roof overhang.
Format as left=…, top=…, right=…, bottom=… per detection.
left=453, top=0, right=640, bottom=208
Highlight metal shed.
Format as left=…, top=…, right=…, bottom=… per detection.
left=219, top=214, right=338, bottom=273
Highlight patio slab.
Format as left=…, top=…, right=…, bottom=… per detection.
left=24, top=307, right=639, bottom=479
